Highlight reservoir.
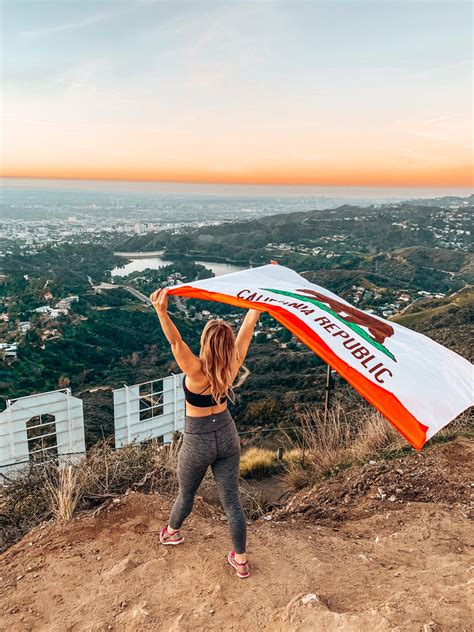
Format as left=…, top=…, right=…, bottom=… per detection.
left=111, top=253, right=246, bottom=278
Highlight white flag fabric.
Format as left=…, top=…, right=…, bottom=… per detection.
left=169, top=263, right=473, bottom=449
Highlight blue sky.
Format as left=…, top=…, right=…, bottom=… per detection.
left=2, top=0, right=472, bottom=187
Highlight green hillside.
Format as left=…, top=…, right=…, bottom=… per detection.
left=392, top=286, right=474, bottom=361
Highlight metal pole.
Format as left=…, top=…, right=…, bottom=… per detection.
left=324, top=364, right=332, bottom=419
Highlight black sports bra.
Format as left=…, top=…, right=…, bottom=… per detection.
left=182, top=376, right=227, bottom=407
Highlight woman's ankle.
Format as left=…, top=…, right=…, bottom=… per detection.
left=234, top=552, right=247, bottom=564
left=167, top=525, right=179, bottom=534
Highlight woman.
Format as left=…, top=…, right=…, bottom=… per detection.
left=150, top=287, right=260, bottom=579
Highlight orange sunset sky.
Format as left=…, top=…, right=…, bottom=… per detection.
left=1, top=1, right=473, bottom=188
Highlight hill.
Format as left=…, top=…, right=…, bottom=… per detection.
left=1, top=437, right=472, bottom=632
left=119, top=201, right=473, bottom=294
left=392, top=286, right=474, bottom=360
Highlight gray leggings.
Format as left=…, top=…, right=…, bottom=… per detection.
left=169, top=409, right=247, bottom=554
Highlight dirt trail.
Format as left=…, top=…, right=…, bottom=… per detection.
left=235, top=363, right=250, bottom=389
left=1, top=440, right=473, bottom=632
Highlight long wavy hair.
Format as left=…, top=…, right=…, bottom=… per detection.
left=200, top=319, right=240, bottom=404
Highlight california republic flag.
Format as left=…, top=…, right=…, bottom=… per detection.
left=169, top=264, right=473, bottom=450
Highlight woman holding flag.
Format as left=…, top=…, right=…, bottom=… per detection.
left=150, top=286, right=260, bottom=579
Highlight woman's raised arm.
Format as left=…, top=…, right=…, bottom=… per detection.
left=235, top=309, right=261, bottom=366
left=150, top=288, right=201, bottom=376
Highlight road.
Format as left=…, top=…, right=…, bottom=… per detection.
left=92, top=282, right=152, bottom=306
left=422, top=266, right=456, bottom=278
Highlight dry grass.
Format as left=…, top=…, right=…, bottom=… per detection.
left=283, top=403, right=406, bottom=490
left=44, top=465, right=83, bottom=521
left=281, top=448, right=303, bottom=463
left=80, top=437, right=179, bottom=499
left=239, top=485, right=271, bottom=520
left=239, top=447, right=279, bottom=478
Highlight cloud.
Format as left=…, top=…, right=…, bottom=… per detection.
left=20, top=13, right=109, bottom=38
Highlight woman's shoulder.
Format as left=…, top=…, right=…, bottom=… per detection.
left=183, top=369, right=209, bottom=392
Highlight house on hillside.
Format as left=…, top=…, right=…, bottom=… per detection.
left=19, top=321, right=31, bottom=334
left=33, top=306, right=61, bottom=318
left=0, top=342, right=18, bottom=359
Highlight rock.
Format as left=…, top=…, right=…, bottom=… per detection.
left=301, top=593, right=318, bottom=605
left=130, top=602, right=149, bottom=620
left=104, top=557, right=138, bottom=578
left=388, top=496, right=396, bottom=502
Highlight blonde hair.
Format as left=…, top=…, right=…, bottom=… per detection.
left=200, top=319, right=240, bottom=404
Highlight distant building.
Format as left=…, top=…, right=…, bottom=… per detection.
left=54, top=299, right=72, bottom=314
left=0, top=342, right=18, bottom=358
left=19, top=321, right=31, bottom=334
left=34, top=306, right=61, bottom=318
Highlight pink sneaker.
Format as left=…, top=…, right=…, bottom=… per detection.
left=227, top=551, right=250, bottom=578
left=159, top=525, right=184, bottom=546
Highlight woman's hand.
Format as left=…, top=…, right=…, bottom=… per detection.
left=150, top=287, right=169, bottom=314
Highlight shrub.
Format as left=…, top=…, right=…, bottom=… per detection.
left=283, top=403, right=406, bottom=490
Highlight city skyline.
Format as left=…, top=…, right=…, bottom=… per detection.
left=2, top=1, right=473, bottom=188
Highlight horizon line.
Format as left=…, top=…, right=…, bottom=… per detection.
left=2, top=174, right=473, bottom=191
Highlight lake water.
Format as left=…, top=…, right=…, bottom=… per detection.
left=111, top=255, right=246, bottom=278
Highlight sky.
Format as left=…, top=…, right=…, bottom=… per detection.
left=1, top=0, right=473, bottom=189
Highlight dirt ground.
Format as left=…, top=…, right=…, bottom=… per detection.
left=1, top=438, right=473, bottom=632
left=274, top=436, right=473, bottom=524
